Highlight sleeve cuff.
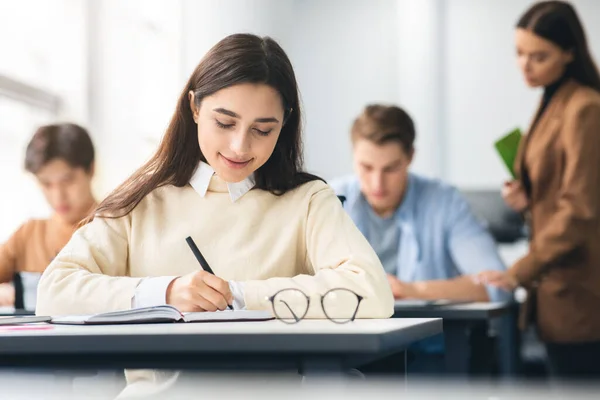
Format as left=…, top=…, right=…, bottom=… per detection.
left=131, top=276, right=178, bottom=309
left=229, top=280, right=246, bottom=310
left=241, top=280, right=270, bottom=310
left=510, top=253, right=542, bottom=287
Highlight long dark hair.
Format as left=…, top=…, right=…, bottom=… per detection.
left=91, top=33, right=321, bottom=221
left=517, top=1, right=600, bottom=91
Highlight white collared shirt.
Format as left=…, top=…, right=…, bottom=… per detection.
left=132, top=162, right=254, bottom=310
left=189, top=161, right=255, bottom=203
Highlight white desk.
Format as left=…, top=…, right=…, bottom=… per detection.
left=0, top=318, right=442, bottom=374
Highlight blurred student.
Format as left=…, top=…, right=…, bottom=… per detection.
left=331, top=105, right=508, bottom=303
left=331, top=105, right=509, bottom=372
left=0, top=123, right=96, bottom=307
left=478, top=0, right=600, bottom=381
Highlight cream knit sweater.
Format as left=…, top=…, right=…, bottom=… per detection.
left=36, top=175, right=394, bottom=318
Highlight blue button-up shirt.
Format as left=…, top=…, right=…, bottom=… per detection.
left=331, top=173, right=509, bottom=352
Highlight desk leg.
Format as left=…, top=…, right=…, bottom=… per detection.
left=444, top=321, right=470, bottom=376
left=497, top=305, right=520, bottom=379
left=404, top=350, right=408, bottom=387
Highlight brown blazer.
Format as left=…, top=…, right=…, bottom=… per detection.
left=512, top=79, right=600, bottom=343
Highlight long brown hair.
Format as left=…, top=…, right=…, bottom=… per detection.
left=91, top=33, right=322, bottom=221
left=517, top=1, right=600, bottom=91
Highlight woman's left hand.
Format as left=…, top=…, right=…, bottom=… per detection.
left=474, top=270, right=518, bottom=292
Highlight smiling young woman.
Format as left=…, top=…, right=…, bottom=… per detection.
left=36, top=34, right=394, bottom=327
left=35, top=34, right=394, bottom=396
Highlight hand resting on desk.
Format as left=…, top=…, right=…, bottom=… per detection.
left=474, top=270, right=518, bottom=292
left=388, top=274, right=490, bottom=302
left=166, top=270, right=233, bottom=312
left=386, top=275, right=416, bottom=299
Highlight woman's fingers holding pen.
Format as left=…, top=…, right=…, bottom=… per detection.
left=192, top=272, right=231, bottom=311
left=166, top=270, right=231, bottom=312
left=201, top=273, right=234, bottom=306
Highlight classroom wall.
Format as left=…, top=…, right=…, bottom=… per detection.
left=288, top=0, right=401, bottom=181
left=293, top=0, right=600, bottom=185
left=87, top=0, right=185, bottom=197
left=3, top=0, right=600, bottom=240
left=0, top=0, right=89, bottom=122
left=70, top=0, right=600, bottom=192
left=292, top=0, right=449, bottom=181
left=0, top=0, right=88, bottom=241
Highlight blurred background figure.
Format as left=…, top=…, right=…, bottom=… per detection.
left=478, top=0, right=600, bottom=384
left=0, top=123, right=96, bottom=309
left=331, top=104, right=507, bottom=304
left=331, top=103, right=509, bottom=375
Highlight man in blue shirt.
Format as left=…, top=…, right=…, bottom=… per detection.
left=331, top=104, right=509, bottom=373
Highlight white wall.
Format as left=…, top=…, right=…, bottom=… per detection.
left=0, top=0, right=88, bottom=241
left=0, top=0, right=88, bottom=122
left=4, top=0, right=600, bottom=223
left=289, top=0, right=400, bottom=180
left=92, top=0, right=600, bottom=190
left=290, top=0, right=600, bottom=185
left=88, top=0, right=184, bottom=197
left=395, top=0, right=445, bottom=178
left=182, top=0, right=295, bottom=74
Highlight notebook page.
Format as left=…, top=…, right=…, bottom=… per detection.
left=182, top=309, right=273, bottom=322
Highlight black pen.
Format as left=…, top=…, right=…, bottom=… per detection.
left=185, top=236, right=234, bottom=310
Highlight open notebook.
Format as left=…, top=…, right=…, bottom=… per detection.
left=50, top=305, right=274, bottom=325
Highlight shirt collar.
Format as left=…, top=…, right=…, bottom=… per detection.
left=189, top=161, right=255, bottom=202
left=394, top=173, right=417, bottom=222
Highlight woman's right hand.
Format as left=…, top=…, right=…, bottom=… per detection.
left=166, top=270, right=233, bottom=312
left=502, top=180, right=529, bottom=213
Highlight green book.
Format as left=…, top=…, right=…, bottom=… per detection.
left=494, top=128, right=522, bottom=179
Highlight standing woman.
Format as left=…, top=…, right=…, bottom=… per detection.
left=479, top=1, right=600, bottom=381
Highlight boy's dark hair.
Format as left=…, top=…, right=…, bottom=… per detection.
left=25, top=123, right=95, bottom=174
